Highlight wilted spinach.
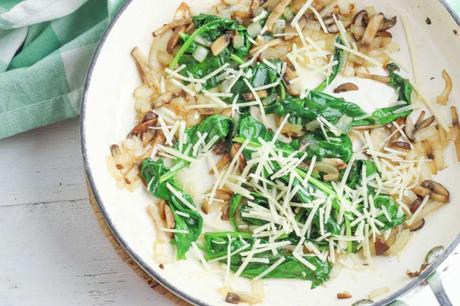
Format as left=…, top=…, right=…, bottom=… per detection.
left=141, top=159, right=203, bottom=259
left=202, top=232, right=332, bottom=287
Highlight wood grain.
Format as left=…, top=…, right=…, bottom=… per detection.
left=87, top=185, right=190, bottom=306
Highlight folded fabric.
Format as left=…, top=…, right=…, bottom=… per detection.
left=0, top=0, right=125, bottom=139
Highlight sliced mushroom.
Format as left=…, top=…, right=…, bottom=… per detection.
left=323, top=173, right=340, bottom=181
left=337, top=292, right=352, bottom=299
left=202, top=198, right=211, bottom=214
left=421, top=180, right=450, bottom=203
left=374, top=238, right=389, bottom=255
left=412, top=186, right=431, bottom=198
left=334, top=82, right=359, bottom=93
left=153, top=19, right=192, bottom=36
left=211, top=34, right=231, bottom=56
left=351, top=10, right=369, bottom=41
left=380, top=15, right=397, bottom=31
left=174, top=2, right=192, bottom=20
left=321, top=158, right=347, bottom=170
left=221, top=203, right=230, bottom=220
left=404, top=118, right=416, bottom=142
left=131, top=47, right=159, bottom=89
left=375, top=30, right=392, bottom=38
left=130, top=112, right=158, bottom=135
left=415, top=115, right=435, bottom=130
left=361, top=13, right=384, bottom=46
left=322, top=16, right=339, bottom=34
left=265, top=0, right=292, bottom=31
left=437, top=70, right=453, bottom=105
left=315, top=162, right=339, bottom=176
left=216, top=188, right=233, bottom=201
left=409, top=197, right=423, bottom=214
left=409, top=218, right=425, bottom=232
left=226, top=292, right=242, bottom=304
left=166, top=25, right=185, bottom=53
left=389, top=141, right=411, bottom=150
left=213, top=140, right=229, bottom=155
left=243, top=90, right=268, bottom=100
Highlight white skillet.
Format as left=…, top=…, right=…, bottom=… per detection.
left=81, top=0, right=460, bottom=305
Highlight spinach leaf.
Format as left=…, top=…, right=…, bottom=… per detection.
left=345, top=159, right=405, bottom=229
left=315, top=37, right=345, bottom=92
left=202, top=232, right=332, bottom=287
left=266, top=88, right=412, bottom=131
left=373, top=195, right=405, bottom=230
left=302, top=131, right=353, bottom=162
left=160, top=114, right=233, bottom=182
left=388, top=63, right=413, bottom=103
left=141, top=159, right=203, bottom=259
left=170, top=14, right=251, bottom=88
left=231, top=60, right=283, bottom=96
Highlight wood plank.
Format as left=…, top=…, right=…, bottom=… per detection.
left=0, top=199, right=175, bottom=306
left=0, top=119, right=87, bottom=206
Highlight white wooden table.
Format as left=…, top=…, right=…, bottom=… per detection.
left=0, top=118, right=459, bottom=306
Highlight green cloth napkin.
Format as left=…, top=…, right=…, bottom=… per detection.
left=0, top=0, right=125, bottom=139
left=0, top=1, right=459, bottom=139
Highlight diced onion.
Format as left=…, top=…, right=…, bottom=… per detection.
left=233, top=33, right=245, bottom=49
left=273, top=19, right=286, bottom=33
left=248, top=22, right=262, bottom=37
left=193, top=46, right=209, bottom=63
left=195, top=35, right=211, bottom=47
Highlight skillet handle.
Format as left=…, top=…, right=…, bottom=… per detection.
left=426, top=271, right=453, bottom=306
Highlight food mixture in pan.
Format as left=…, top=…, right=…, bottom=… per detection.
left=107, top=0, right=460, bottom=303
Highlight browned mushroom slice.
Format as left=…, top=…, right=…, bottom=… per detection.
left=421, top=180, right=450, bottom=203
left=351, top=10, right=369, bottom=41
left=334, top=82, right=359, bottom=93
left=130, top=111, right=158, bottom=135
left=412, top=186, right=431, bottom=198
left=409, top=218, right=425, bottom=232
left=389, top=141, right=411, bottom=150
left=167, top=25, right=186, bottom=54
left=213, top=140, right=229, bottom=155
left=211, top=34, right=231, bottom=56
left=221, top=203, right=230, bottom=220
left=337, top=292, right=352, bottom=300
left=374, top=238, right=390, bottom=255
left=409, top=197, right=423, bottom=214
left=404, top=118, right=416, bottom=142
left=380, top=15, right=397, bottom=31
left=375, top=30, right=393, bottom=38
left=174, top=2, right=192, bottom=20
left=131, top=47, right=159, bottom=89
left=153, top=19, right=192, bottom=36
left=243, top=90, right=268, bottom=100
left=361, top=13, right=384, bottom=46
left=226, top=292, right=242, bottom=304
